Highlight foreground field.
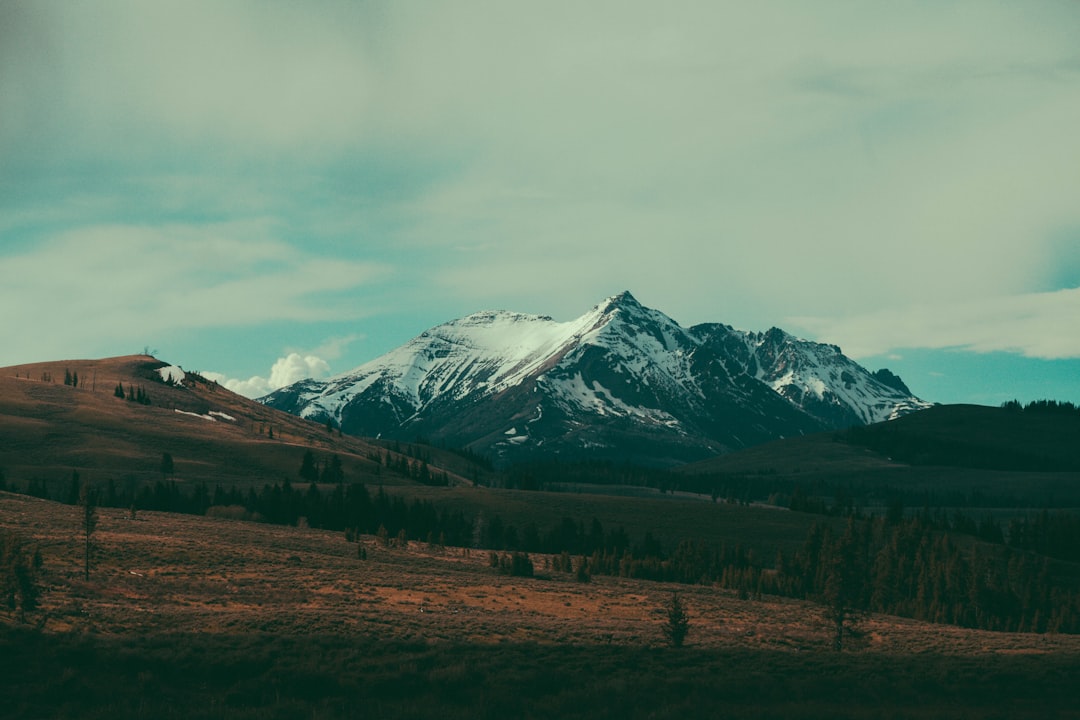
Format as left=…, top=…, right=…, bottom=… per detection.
left=3, top=491, right=1079, bottom=719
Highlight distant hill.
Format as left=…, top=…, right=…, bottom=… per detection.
left=0, top=355, right=481, bottom=496
left=677, top=403, right=1080, bottom=508
left=842, top=402, right=1080, bottom=472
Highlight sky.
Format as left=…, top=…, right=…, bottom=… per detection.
left=2, top=1, right=1079, bottom=406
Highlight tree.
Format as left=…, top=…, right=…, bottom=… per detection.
left=161, top=452, right=175, bottom=480
left=822, top=519, right=868, bottom=651
left=322, top=454, right=345, bottom=484
left=66, top=470, right=81, bottom=505
left=299, top=450, right=318, bottom=484
left=114, top=383, right=125, bottom=400
left=79, top=479, right=98, bottom=581
left=0, top=529, right=40, bottom=619
left=663, top=592, right=689, bottom=648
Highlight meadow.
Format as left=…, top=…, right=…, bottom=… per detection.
left=3, top=491, right=1078, bottom=719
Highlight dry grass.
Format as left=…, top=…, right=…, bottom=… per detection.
left=6, top=491, right=1080, bottom=720
left=0, top=356, right=466, bottom=492
left=3, top=491, right=1075, bottom=658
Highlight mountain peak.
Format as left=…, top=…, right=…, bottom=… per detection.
left=262, top=292, right=930, bottom=465
left=599, top=290, right=642, bottom=312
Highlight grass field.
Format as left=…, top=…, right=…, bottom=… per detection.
left=3, top=491, right=1079, bottom=719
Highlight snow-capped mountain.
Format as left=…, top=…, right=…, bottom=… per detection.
left=261, top=292, right=930, bottom=466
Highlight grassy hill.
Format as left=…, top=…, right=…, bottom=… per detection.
left=0, top=355, right=480, bottom=494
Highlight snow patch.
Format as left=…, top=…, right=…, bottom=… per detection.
left=175, top=409, right=215, bottom=422
left=209, top=411, right=236, bottom=422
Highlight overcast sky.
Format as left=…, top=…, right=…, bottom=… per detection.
left=2, top=1, right=1079, bottom=404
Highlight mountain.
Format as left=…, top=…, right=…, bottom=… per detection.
left=262, top=292, right=930, bottom=466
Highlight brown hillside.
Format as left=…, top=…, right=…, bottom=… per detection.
left=0, top=355, right=467, bottom=493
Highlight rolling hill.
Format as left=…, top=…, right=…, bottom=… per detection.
left=0, top=355, right=477, bottom=496
left=677, top=403, right=1080, bottom=508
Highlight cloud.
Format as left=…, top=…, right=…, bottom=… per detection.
left=0, top=225, right=389, bottom=366
left=0, top=1, right=378, bottom=159
left=390, top=2, right=1080, bottom=332
left=3, top=0, right=1079, bottom=380
left=308, top=335, right=363, bottom=361
left=205, top=353, right=332, bottom=399
left=792, top=287, right=1080, bottom=360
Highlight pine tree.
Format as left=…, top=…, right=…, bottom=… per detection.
left=66, top=470, right=81, bottom=505
left=299, top=450, right=318, bottom=484
left=161, top=452, right=174, bottom=480
left=0, top=529, right=39, bottom=618
left=663, top=592, right=690, bottom=648
left=114, top=383, right=125, bottom=399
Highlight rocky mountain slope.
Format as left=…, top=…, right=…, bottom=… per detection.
left=262, top=292, right=930, bottom=465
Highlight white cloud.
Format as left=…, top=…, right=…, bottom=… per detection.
left=0, top=225, right=389, bottom=366
left=308, top=334, right=363, bottom=361
left=205, top=353, right=332, bottom=399
left=792, top=287, right=1080, bottom=360
left=3, top=0, right=1079, bottom=378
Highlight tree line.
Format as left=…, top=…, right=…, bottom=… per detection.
left=5, top=446, right=1080, bottom=637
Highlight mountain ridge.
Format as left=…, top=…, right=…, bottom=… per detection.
left=262, top=292, right=931, bottom=465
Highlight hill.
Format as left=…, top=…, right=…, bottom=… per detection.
left=0, top=355, right=481, bottom=497
left=677, top=403, right=1080, bottom=508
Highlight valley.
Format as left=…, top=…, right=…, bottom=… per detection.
left=3, top=354, right=1080, bottom=717
left=3, top=491, right=1078, bottom=719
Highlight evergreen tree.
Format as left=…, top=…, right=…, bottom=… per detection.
left=114, top=383, right=125, bottom=399
left=0, top=529, right=39, bottom=619
left=66, top=470, right=81, bottom=505
left=663, top=592, right=690, bottom=648
left=299, top=450, right=318, bottom=484
left=161, top=452, right=174, bottom=480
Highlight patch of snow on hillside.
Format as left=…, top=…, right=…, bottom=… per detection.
left=208, top=411, right=235, bottom=421
left=549, top=373, right=681, bottom=427
left=175, top=409, right=215, bottom=421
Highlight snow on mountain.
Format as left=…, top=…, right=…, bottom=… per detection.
left=261, top=291, right=930, bottom=465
